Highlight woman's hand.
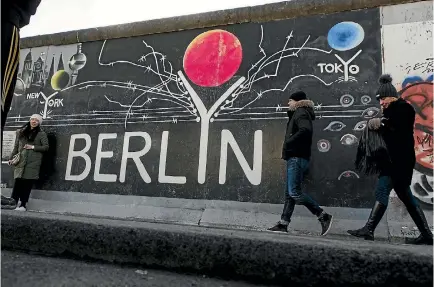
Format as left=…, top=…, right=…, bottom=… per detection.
left=23, top=144, right=34, bottom=150
left=7, top=160, right=12, bottom=166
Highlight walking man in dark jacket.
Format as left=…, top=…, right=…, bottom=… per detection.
left=268, top=91, right=333, bottom=235
left=1, top=0, right=41, bottom=138
left=348, top=74, right=433, bottom=245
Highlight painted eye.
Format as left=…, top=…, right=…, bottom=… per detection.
left=353, top=121, right=367, bottom=131
left=362, top=107, right=380, bottom=119
left=324, top=121, right=346, bottom=132
left=340, top=94, right=355, bottom=107
left=338, top=170, right=360, bottom=180
left=340, top=134, right=358, bottom=146
left=317, top=139, right=331, bottom=152
left=361, top=95, right=372, bottom=105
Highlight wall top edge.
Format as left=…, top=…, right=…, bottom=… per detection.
left=20, top=0, right=426, bottom=48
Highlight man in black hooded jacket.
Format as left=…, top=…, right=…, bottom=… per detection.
left=1, top=0, right=41, bottom=138
left=268, top=91, right=333, bottom=236
left=348, top=74, right=433, bottom=245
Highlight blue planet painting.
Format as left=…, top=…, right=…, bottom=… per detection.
left=327, top=22, right=365, bottom=51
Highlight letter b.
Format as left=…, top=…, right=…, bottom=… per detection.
left=65, top=134, right=92, bottom=181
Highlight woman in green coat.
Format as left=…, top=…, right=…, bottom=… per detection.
left=7, top=114, right=49, bottom=211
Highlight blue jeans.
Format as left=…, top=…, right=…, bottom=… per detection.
left=281, top=157, right=323, bottom=223
left=375, top=176, right=419, bottom=208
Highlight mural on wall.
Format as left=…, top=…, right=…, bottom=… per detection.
left=381, top=1, right=433, bottom=207
left=400, top=79, right=433, bottom=206
left=2, top=9, right=382, bottom=207
left=11, top=44, right=85, bottom=119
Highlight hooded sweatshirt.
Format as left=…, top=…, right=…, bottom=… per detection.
left=2, top=0, right=41, bottom=28
left=281, top=100, right=316, bottom=160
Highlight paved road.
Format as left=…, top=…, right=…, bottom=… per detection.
left=1, top=251, right=271, bottom=287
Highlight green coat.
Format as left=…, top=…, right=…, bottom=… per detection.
left=10, top=129, right=49, bottom=180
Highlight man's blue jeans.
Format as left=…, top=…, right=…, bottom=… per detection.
left=375, top=175, right=419, bottom=208
left=281, top=157, right=323, bottom=223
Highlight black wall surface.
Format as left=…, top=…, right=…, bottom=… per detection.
left=2, top=8, right=382, bottom=208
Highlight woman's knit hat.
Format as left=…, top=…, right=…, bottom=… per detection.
left=30, top=114, right=43, bottom=125
left=376, top=74, right=398, bottom=100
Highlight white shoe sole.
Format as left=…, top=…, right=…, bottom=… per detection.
left=321, top=216, right=333, bottom=236
left=266, top=229, right=288, bottom=233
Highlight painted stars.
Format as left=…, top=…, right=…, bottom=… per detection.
left=314, top=103, right=323, bottom=119
left=275, top=104, right=282, bottom=112
left=286, top=31, right=294, bottom=40
left=126, top=81, right=137, bottom=92
left=126, top=111, right=134, bottom=118
left=138, top=55, right=146, bottom=63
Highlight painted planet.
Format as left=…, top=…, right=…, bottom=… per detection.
left=183, top=29, right=243, bottom=87
left=51, top=70, right=70, bottom=91
left=69, top=52, right=87, bottom=71
left=327, top=22, right=365, bottom=51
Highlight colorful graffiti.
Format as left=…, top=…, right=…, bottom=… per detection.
left=2, top=9, right=384, bottom=207
left=381, top=0, right=433, bottom=208
left=400, top=77, right=433, bottom=205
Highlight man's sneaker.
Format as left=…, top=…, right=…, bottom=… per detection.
left=1, top=196, right=16, bottom=209
left=267, top=223, right=288, bottom=233
left=318, top=213, right=333, bottom=236
left=14, top=206, right=26, bottom=212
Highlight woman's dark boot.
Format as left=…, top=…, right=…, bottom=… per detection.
left=347, top=201, right=387, bottom=241
left=404, top=205, right=433, bottom=245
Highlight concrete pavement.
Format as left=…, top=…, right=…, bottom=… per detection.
left=2, top=251, right=270, bottom=287
left=2, top=188, right=432, bottom=242
left=1, top=210, right=432, bottom=286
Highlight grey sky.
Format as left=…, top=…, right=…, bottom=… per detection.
left=21, top=0, right=284, bottom=38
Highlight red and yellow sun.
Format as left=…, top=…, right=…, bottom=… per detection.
left=183, top=29, right=243, bottom=87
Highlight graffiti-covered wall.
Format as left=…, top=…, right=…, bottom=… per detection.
left=3, top=2, right=428, bottom=209
left=381, top=1, right=433, bottom=208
